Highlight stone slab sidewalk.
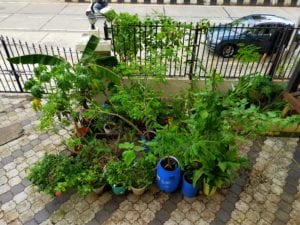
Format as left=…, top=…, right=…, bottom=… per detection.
left=0, top=93, right=300, bottom=225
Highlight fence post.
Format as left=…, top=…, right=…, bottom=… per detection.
left=268, top=28, right=291, bottom=79
left=104, top=22, right=110, bottom=40
left=286, top=59, right=300, bottom=93
left=1, top=38, right=23, bottom=92
left=188, top=25, right=199, bottom=80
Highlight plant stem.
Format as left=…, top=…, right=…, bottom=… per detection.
left=99, top=108, right=143, bottom=135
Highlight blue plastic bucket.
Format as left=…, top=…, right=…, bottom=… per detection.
left=156, top=156, right=181, bottom=193
left=181, top=173, right=199, bottom=197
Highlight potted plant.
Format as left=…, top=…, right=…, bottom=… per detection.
left=76, top=166, right=106, bottom=195
left=130, top=153, right=156, bottom=195
left=8, top=35, right=120, bottom=137
left=105, top=160, right=130, bottom=195
left=181, top=171, right=200, bottom=198
left=26, top=153, right=83, bottom=196
left=156, top=156, right=181, bottom=193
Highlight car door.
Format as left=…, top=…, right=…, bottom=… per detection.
left=248, top=24, right=274, bottom=53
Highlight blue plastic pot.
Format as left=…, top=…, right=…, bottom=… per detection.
left=181, top=173, right=199, bottom=197
left=156, top=156, right=181, bottom=193
left=140, top=131, right=156, bottom=152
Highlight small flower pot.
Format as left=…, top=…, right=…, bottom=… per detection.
left=94, top=184, right=105, bottom=195
left=111, top=184, right=126, bottom=195
left=203, top=182, right=217, bottom=196
left=181, top=173, right=199, bottom=198
left=131, top=186, right=146, bottom=195
left=103, top=122, right=117, bottom=134
left=156, top=156, right=181, bottom=193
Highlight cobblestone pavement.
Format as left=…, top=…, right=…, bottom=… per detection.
left=0, top=93, right=299, bottom=225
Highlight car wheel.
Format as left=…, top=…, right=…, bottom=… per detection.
left=220, top=44, right=236, bottom=58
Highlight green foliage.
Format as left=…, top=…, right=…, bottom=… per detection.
left=236, top=44, right=261, bottom=64
left=10, top=35, right=120, bottom=134
left=27, top=154, right=83, bottom=195
left=27, top=137, right=111, bottom=196
left=109, top=82, right=169, bottom=130
left=228, top=74, right=285, bottom=109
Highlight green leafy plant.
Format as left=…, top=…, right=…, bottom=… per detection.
left=8, top=35, right=119, bottom=136
left=27, top=154, right=83, bottom=195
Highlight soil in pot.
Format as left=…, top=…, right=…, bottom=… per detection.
left=161, top=157, right=178, bottom=171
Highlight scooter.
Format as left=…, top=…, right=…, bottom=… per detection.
left=86, top=0, right=112, bottom=29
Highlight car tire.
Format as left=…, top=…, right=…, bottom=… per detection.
left=220, top=44, right=236, bottom=58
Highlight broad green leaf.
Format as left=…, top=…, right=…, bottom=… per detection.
left=122, top=150, right=136, bottom=166
left=118, top=142, right=134, bottom=150
left=95, top=56, right=118, bottom=67
left=193, top=168, right=204, bottom=186
left=88, top=64, right=120, bottom=84
left=82, top=35, right=99, bottom=58
left=8, top=54, right=65, bottom=65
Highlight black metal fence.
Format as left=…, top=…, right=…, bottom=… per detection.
left=0, top=36, right=81, bottom=93
left=1, top=23, right=300, bottom=93
left=106, top=22, right=300, bottom=80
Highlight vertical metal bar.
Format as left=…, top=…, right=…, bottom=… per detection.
left=188, top=24, right=199, bottom=80
left=1, top=37, right=23, bottom=92
left=179, top=23, right=187, bottom=77
left=184, top=23, right=193, bottom=78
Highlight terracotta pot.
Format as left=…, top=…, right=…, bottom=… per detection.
left=131, top=186, right=146, bottom=195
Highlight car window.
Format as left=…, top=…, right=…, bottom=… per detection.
left=252, top=25, right=271, bottom=35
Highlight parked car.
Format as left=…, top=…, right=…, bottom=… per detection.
left=207, top=14, right=299, bottom=58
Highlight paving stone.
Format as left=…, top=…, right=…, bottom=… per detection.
left=125, top=210, right=139, bottom=222
left=95, top=210, right=110, bottom=223
left=163, top=200, right=177, bottom=213
left=14, top=192, right=28, bottom=204
left=21, top=144, right=32, bottom=153
left=235, top=201, right=249, bottom=213
left=0, top=191, right=13, bottom=204
left=210, top=218, right=224, bottom=225
left=226, top=191, right=239, bottom=203
left=119, top=201, right=133, bottom=212
left=9, top=176, right=22, bottom=186
left=11, top=183, right=25, bottom=195
left=156, top=209, right=170, bottom=222
left=103, top=201, right=119, bottom=213
left=34, top=209, right=50, bottom=223
left=281, top=192, right=294, bottom=203
left=277, top=200, right=292, bottom=213
left=31, top=139, right=41, bottom=147
left=230, top=184, right=243, bottom=195
left=3, top=209, right=18, bottom=223
left=87, top=220, right=100, bottom=225
left=148, top=219, right=163, bottom=225
left=12, top=149, right=23, bottom=158
left=133, top=201, right=147, bottom=212
left=2, top=155, right=14, bottom=165
left=141, top=209, right=155, bottom=223
left=275, top=210, right=290, bottom=223
left=16, top=199, right=31, bottom=214
left=216, top=210, right=231, bottom=223
left=21, top=179, right=31, bottom=187
left=24, top=220, right=39, bottom=225
left=220, top=200, right=235, bottom=212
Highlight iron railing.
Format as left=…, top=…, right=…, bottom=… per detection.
left=0, top=36, right=81, bottom=93
left=106, top=23, right=300, bottom=80
left=1, top=23, right=300, bottom=93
